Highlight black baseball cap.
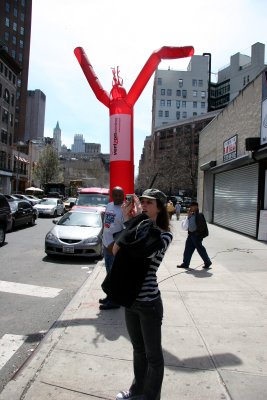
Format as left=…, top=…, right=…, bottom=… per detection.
left=140, top=188, right=167, bottom=205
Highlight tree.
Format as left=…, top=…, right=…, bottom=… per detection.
left=33, top=145, right=60, bottom=187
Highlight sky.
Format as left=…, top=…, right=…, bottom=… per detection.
left=28, top=0, right=266, bottom=173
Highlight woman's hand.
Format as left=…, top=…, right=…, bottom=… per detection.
left=112, top=242, right=120, bottom=255
left=121, top=194, right=142, bottom=221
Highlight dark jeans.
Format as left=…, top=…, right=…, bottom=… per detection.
left=103, top=246, right=114, bottom=274
left=125, top=297, right=164, bottom=400
left=183, top=232, right=211, bottom=266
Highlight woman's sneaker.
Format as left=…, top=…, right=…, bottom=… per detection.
left=116, top=390, right=141, bottom=399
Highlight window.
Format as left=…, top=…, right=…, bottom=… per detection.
left=167, top=100, right=171, bottom=107
left=160, top=99, right=165, bottom=106
left=1, top=129, right=8, bottom=144
left=176, top=111, right=180, bottom=120
left=201, top=91, right=206, bottom=98
left=21, top=13, right=25, bottom=22
left=18, top=53, right=23, bottom=62
left=182, top=90, right=187, bottom=98
left=176, top=90, right=181, bottom=96
left=14, top=8, right=18, bottom=17
left=5, top=18, right=10, bottom=27
left=193, top=90, right=197, bottom=97
left=193, top=112, right=197, bottom=116
left=247, top=75, right=250, bottom=83
left=2, top=109, right=9, bottom=124
left=243, top=77, right=246, bottom=86
left=20, top=26, right=24, bottom=35
left=13, top=22, right=17, bottom=32
left=5, top=2, right=10, bottom=12
left=167, top=89, right=172, bottom=96
left=157, top=78, right=162, bottom=85
left=192, top=79, right=197, bottom=86
left=198, top=80, right=203, bottom=87
left=19, top=40, right=24, bottom=49
left=17, top=79, right=21, bottom=88
left=182, top=101, right=186, bottom=108
left=193, top=101, right=197, bottom=108
left=12, top=36, right=17, bottom=45
left=11, top=50, right=16, bottom=59
left=201, top=102, right=205, bottom=109
left=0, top=151, right=6, bottom=169
left=164, top=111, right=169, bottom=117
left=161, top=89, right=165, bottom=95
left=158, top=110, right=163, bottom=117
left=176, top=100, right=180, bottom=108
left=178, top=79, right=183, bottom=87
left=4, top=32, right=9, bottom=41
left=182, top=112, right=187, bottom=118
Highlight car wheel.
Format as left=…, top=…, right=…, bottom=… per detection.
left=53, top=210, right=57, bottom=217
left=0, top=226, right=6, bottom=247
left=29, top=215, right=36, bottom=226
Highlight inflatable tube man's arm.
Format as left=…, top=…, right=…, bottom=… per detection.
left=127, top=46, right=194, bottom=107
left=74, top=47, right=110, bottom=108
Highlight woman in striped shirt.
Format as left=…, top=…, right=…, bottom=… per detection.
left=113, top=189, right=173, bottom=400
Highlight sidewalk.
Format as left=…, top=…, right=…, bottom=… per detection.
left=1, top=218, right=267, bottom=400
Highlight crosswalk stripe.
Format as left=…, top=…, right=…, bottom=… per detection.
left=0, top=334, right=25, bottom=370
left=0, top=280, right=62, bottom=298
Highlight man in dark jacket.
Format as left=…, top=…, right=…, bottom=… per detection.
left=177, top=201, right=212, bottom=269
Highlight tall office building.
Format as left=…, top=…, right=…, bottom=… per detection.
left=0, top=0, right=32, bottom=143
left=152, top=55, right=210, bottom=131
left=53, top=121, right=61, bottom=153
left=71, top=134, right=85, bottom=153
left=24, top=89, right=46, bottom=141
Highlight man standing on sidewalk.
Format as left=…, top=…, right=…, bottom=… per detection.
left=177, top=201, right=212, bottom=270
left=99, top=186, right=125, bottom=310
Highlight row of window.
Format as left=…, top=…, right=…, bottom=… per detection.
left=0, top=62, right=17, bottom=85
left=0, top=151, right=27, bottom=172
left=5, top=18, right=25, bottom=33
left=4, top=46, right=23, bottom=63
left=5, top=1, right=26, bottom=13
left=158, top=110, right=200, bottom=119
left=160, top=100, right=206, bottom=108
left=4, top=31, right=24, bottom=48
left=160, top=89, right=206, bottom=98
left=158, top=78, right=204, bottom=88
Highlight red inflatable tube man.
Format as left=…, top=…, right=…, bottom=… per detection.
left=74, top=46, right=194, bottom=196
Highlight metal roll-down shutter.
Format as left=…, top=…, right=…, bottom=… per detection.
left=214, top=163, right=258, bottom=237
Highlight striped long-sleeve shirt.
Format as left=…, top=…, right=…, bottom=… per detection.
left=136, top=231, right=173, bottom=301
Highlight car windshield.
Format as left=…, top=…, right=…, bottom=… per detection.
left=57, top=212, right=102, bottom=227
left=39, top=199, right=57, bottom=205
left=76, top=194, right=109, bottom=207
left=64, top=197, right=76, bottom=203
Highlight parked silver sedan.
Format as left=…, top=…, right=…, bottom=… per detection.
left=34, top=198, right=64, bottom=217
left=45, top=208, right=103, bottom=258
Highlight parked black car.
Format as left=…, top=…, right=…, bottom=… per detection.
left=9, top=200, right=38, bottom=230
left=0, top=193, right=12, bottom=246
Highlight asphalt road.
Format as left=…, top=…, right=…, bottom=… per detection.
left=0, top=216, right=100, bottom=393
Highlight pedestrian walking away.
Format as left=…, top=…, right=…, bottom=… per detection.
left=101, top=188, right=173, bottom=400
left=166, top=199, right=175, bottom=220
left=99, top=186, right=125, bottom=310
left=177, top=201, right=212, bottom=270
left=175, top=202, right=181, bottom=220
